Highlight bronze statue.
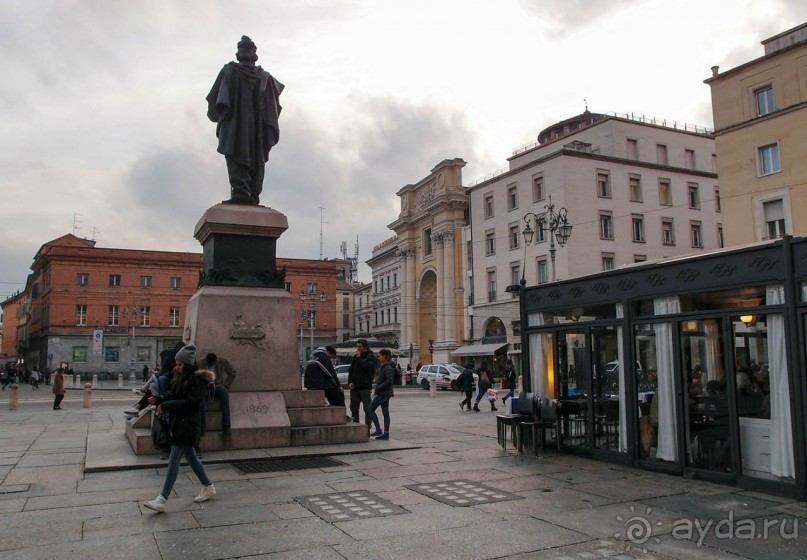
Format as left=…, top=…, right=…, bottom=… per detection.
left=206, top=36, right=284, bottom=205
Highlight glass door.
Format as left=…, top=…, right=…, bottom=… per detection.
left=557, top=330, right=588, bottom=449
left=591, top=326, right=621, bottom=451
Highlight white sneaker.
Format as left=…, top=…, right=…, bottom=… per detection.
left=124, top=407, right=141, bottom=415
left=132, top=388, right=145, bottom=396
left=194, top=484, right=216, bottom=503
left=144, top=494, right=167, bottom=513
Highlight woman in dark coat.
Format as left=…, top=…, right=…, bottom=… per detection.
left=143, top=344, right=216, bottom=513
left=52, top=367, right=65, bottom=410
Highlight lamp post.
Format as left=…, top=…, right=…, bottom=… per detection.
left=122, top=304, right=138, bottom=382
left=300, top=286, right=327, bottom=360
left=522, top=194, right=573, bottom=283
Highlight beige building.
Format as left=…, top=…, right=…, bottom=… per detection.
left=705, top=22, right=807, bottom=245
left=366, top=236, right=401, bottom=347
left=388, top=159, right=468, bottom=366
left=465, top=111, right=722, bottom=371
left=352, top=282, right=372, bottom=337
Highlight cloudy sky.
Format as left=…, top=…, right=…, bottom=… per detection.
left=1, top=0, right=804, bottom=299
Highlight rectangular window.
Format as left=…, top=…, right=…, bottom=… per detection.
left=105, top=346, right=120, bottom=362
left=485, top=231, right=495, bottom=255
left=108, top=305, right=119, bottom=326
left=394, top=307, right=398, bottom=323
left=656, top=144, right=668, bottom=165
left=72, top=346, right=88, bottom=363
left=77, top=273, right=89, bottom=286
left=764, top=199, right=786, bottom=239
left=510, top=265, right=520, bottom=298
left=424, top=228, right=433, bottom=256
left=662, top=219, right=675, bottom=245
left=484, top=193, right=494, bottom=218
left=387, top=309, right=391, bottom=324
left=137, top=347, right=151, bottom=362
left=507, top=184, right=518, bottom=210
left=509, top=224, right=520, bottom=250
left=109, top=274, right=121, bottom=287
left=537, top=218, right=547, bottom=243
left=627, top=138, right=638, bottom=160
left=634, top=255, right=647, bottom=263
left=755, top=85, right=775, bottom=117
left=169, top=277, right=181, bottom=289
left=714, top=187, right=721, bottom=212
left=140, top=275, right=152, bottom=288
left=688, top=183, right=700, bottom=209
left=532, top=175, right=545, bottom=201
left=691, top=221, right=703, bottom=248
left=685, top=149, right=696, bottom=170
left=307, top=281, right=319, bottom=295
left=596, top=170, right=611, bottom=198
left=393, top=273, right=397, bottom=287
left=658, top=179, right=672, bottom=206
left=717, top=225, right=724, bottom=248
left=139, top=306, right=150, bottom=327
left=629, top=174, right=642, bottom=202
left=75, top=304, right=87, bottom=326
left=537, top=259, right=548, bottom=284
left=602, top=254, right=615, bottom=271
left=632, top=215, right=645, bottom=242
left=487, top=270, right=497, bottom=303
left=343, top=313, right=350, bottom=329
left=758, top=143, right=781, bottom=175
left=599, top=212, right=613, bottom=240
left=284, top=281, right=292, bottom=292
left=169, top=306, right=180, bottom=327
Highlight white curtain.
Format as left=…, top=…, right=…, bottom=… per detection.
left=766, top=286, right=795, bottom=479
left=653, top=296, right=679, bottom=461
left=704, top=320, right=721, bottom=384
left=528, top=313, right=548, bottom=397
left=616, top=304, right=627, bottom=452
left=529, top=332, right=548, bottom=398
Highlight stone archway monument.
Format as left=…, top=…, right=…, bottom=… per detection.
left=126, top=36, right=366, bottom=454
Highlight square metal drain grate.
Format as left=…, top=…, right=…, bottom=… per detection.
left=404, top=479, right=524, bottom=507
left=232, top=456, right=347, bottom=474
left=295, top=490, right=409, bottom=522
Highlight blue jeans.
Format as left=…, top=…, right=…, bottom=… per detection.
left=161, top=445, right=211, bottom=498
left=475, top=382, right=491, bottom=404
left=200, top=386, right=231, bottom=434
left=503, top=388, right=515, bottom=401
left=367, top=395, right=391, bottom=432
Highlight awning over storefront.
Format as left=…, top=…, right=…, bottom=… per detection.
left=333, top=346, right=405, bottom=357
left=450, top=343, right=509, bottom=357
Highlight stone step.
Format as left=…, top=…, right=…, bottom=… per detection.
left=283, top=389, right=328, bottom=408
left=287, top=406, right=348, bottom=427
left=291, top=423, right=369, bottom=446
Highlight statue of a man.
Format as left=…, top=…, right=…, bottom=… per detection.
left=206, top=36, right=284, bottom=205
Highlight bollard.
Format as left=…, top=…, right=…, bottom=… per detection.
left=92, top=374, right=98, bottom=388
left=83, top=383, right=93, bottom=408
left=429, top=377, right=437, bottom=397
left=9, top=383, right=19, bottom=410
left=118, top=374, right=124, bottom=388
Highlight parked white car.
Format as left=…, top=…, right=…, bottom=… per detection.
left=334, top=364, right=350, bottom=387
left=416, top=363, right=477, bottom=391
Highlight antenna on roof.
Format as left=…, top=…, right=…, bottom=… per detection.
left=90, top=227, right=100, bottom=242
left=584, top=98, right=589, bottom=112
left=319, top=207, right=327, bottom=260
left=72, top=213, right=83, bottom=236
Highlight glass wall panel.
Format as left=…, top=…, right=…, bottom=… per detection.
left=591, top=326, right=622, bottom=451
left=680, top=319, right=731, bottom=473
left=557, top=330, right=588, bottom=448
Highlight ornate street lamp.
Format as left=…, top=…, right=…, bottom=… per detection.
left=522, top=194, right=573, bottom=283
left=300, top=286, right=327, bottom=360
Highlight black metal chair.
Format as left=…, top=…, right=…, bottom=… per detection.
left=518, top=396, right=561, bottom=453
left=496, top=391, right=533, bottom=451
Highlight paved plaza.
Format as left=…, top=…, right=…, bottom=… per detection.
left=1, top=384, right=806, bottom=559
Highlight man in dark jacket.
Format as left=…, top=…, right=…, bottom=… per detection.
left=348, top=339, right=376, bottom=427
left=458, top=362, right=476, bottom=411
left=305, top=346, right=345, bottom=407
left=196, top=353, right=236, bottom=435
left=502, top=359, right=517, bottom=405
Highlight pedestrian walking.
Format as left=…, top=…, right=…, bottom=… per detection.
left=472, top=362, right=497, bottom=412
left=52, top=367, right=65, bottom=410
left=30, top=368, right=40, bottom=390
left=501, top=359, right=517, bottom=405
left=457, top=362, right=475, bottom=411
left=367, top=349, right=394, bottom=440
left=143, top=344, right=216, bottom=513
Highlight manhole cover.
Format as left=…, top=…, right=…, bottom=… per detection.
left=404, top=479, right=524, bottom=507
left=232, top=456, right=347, bottom=474
left=295, top=490, right=409, bottom=522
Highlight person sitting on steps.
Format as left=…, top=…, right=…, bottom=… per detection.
left=196, top=352, right=236, bottom=436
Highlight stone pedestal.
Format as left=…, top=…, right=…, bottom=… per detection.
left=126, top=203, right=367, bottom=455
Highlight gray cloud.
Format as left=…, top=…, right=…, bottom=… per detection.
left=518, top=0, right=645, bottom=40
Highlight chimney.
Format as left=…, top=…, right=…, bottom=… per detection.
left=711, top=66, right=719, bottom=77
